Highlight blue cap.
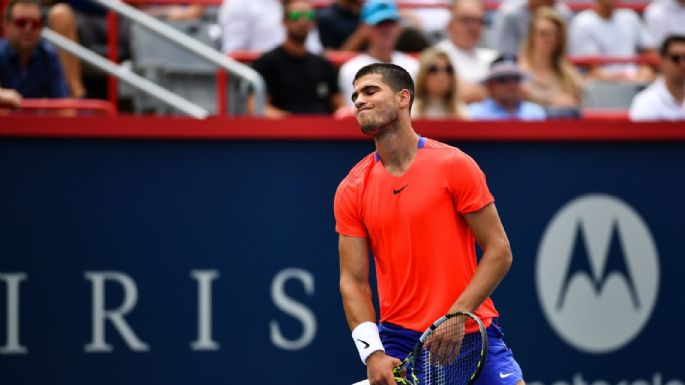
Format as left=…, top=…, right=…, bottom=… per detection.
left=361, top=0, right=400, bottom=26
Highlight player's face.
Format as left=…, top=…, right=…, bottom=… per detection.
left=5, top=3, right=43, bottom=54
left=351, top=73, right=401, bottom=136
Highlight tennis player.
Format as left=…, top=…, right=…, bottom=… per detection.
left=334, top=63, right=524, bottom=385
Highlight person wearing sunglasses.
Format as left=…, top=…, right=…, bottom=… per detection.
left=248, top=0, right=346, bottom=118
left=218, top=0, right=321, bottom=55
left=0, top=0, right=68, bottom=99
left=468, top=55, right=547, bottom=120
left=629, top=34, right=685, bottom=121
left=412, top=47, right=469, bottom=119
left=435, top=0, right=496, bottom=104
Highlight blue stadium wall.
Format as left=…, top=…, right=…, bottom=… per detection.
left=0, top=117, right=683, bottom=385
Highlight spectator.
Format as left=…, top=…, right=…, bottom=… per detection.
left=249, top=0, right=346, bottom=117
left=396, top=0, right=452, bottom=43
left=468, top=54, right=547, bottom=120
left=493, top=0, right=573, bottom=57
left=218, top=0, right=321, bottom=55
left=412, top=47, right=468, bottom=119
left=0, top=86, right=22, bottom=109
left=47, top=2, right=85, bottom=98
left=435, top=0, right=496, bottom=103
left=338, top=0, right=419, bottom=108
left=66, top=0, right=131, bottom=60
left=317, top=0, right=366, bottom=50
left=644, top=0, right=685, bottom=49
left=0, top=0, right=68, bottom=98
left=569, top=0, right=655, bottom=82
left=519, top=7, right=583, bottom=115
left=629, top=34, right=685, bottom=121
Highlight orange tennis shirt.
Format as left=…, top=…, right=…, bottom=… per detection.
left=334, top=138, right=499, bottom=332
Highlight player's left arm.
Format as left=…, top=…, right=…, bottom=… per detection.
left=448, top=203, right=513, bottom=314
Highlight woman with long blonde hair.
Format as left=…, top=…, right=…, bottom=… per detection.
left=412, top=47, right=469, bottom=119
left=519, top=7, right=583, bottom=110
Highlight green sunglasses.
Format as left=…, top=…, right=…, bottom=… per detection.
left=286, top=10, right=316, bottom=21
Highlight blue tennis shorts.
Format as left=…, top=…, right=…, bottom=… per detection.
left=379, top=318, right=523, bottom=385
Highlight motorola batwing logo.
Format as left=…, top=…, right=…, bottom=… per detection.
left=536, top=194, right=659, bottom=354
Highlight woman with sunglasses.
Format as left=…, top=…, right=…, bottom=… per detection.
left=518, top=7, right=583, bottom=115
left=411, top=47, right=469, bottom=120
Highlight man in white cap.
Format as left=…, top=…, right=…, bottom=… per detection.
left=468, top=55, right=547, bottom=120
left=338, top=0, right=419, bottom=108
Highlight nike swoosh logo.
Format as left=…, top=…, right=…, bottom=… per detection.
left=356, top=339, right=370, bottom=349
left=499, top=373, right=514, bottom=379
left=393, top=185, right=408, bottom=195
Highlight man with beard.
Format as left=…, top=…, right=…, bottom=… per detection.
left=247, top=0, right=345, bottom=117
left=334, top=63, right=523, bottom=385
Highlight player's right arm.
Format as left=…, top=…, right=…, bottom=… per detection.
left=339, top=234, right=400, bottom=385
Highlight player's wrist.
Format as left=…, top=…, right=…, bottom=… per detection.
left=352, top=321, right=385, bottom=365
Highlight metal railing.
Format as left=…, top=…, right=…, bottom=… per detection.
left=42, top=29, right=210, bottom=119
left=91, top=0, right=265, bottom=116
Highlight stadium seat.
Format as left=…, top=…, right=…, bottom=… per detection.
left=581, top=80, right=644, bottom=110
left=129, top=20, right=220, bottom=115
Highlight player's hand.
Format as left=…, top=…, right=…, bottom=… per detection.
left=366, top=351, right=401, bottom=385
left=425, top=316, right=465, bottom=366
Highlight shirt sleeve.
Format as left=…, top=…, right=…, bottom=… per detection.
left=251, top=54, right=274, bottom=95
left=644, top=4, right=665, bottom=48
left=448, top=151, right=494, bottom=214
left=218, top=0, right=249, bottom=53
left=628, top=89, right=656, bottom=121
left=325, top=58, right=339, bottom=95
left=634, top=12, right=654, bottom=51
left=333, top=177, right=368, bottom=237
left=338, top=61, right=356, bottom=108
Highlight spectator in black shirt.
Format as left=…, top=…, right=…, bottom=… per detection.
left=249, top=0, right=346, bottom=117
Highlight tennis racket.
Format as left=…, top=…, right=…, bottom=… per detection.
left=392, top=311, right=488, bottom=385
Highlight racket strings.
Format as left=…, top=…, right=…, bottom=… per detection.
left=414, top=317, right=484, bottom=385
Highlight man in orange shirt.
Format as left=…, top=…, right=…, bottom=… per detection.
left=334, top=63, right=524, bottom=385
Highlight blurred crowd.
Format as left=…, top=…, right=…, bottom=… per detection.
left=0, top=0, right=684, bottom=121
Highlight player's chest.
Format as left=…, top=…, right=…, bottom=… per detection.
left=361, top=172, right=454, bottom=232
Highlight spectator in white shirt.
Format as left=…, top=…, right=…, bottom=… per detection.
left=629, top=34, right=685, bottom=121
left=218, top=0, right=321, bottom=54
left=435, top=0, right=496, bottom=103
left=644, top=0, right=685, bottom=49
left=338, top=0, right=419, bottom=108
left=569, top=0, right=656, bottom=83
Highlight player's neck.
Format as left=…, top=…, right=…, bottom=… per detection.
left=375, top=125, right=421, bottom=176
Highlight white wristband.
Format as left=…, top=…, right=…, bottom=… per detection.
left=352, top=322, right=385, bottom=365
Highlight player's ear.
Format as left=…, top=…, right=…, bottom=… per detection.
left=397, top=89, right=411, bottom=109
